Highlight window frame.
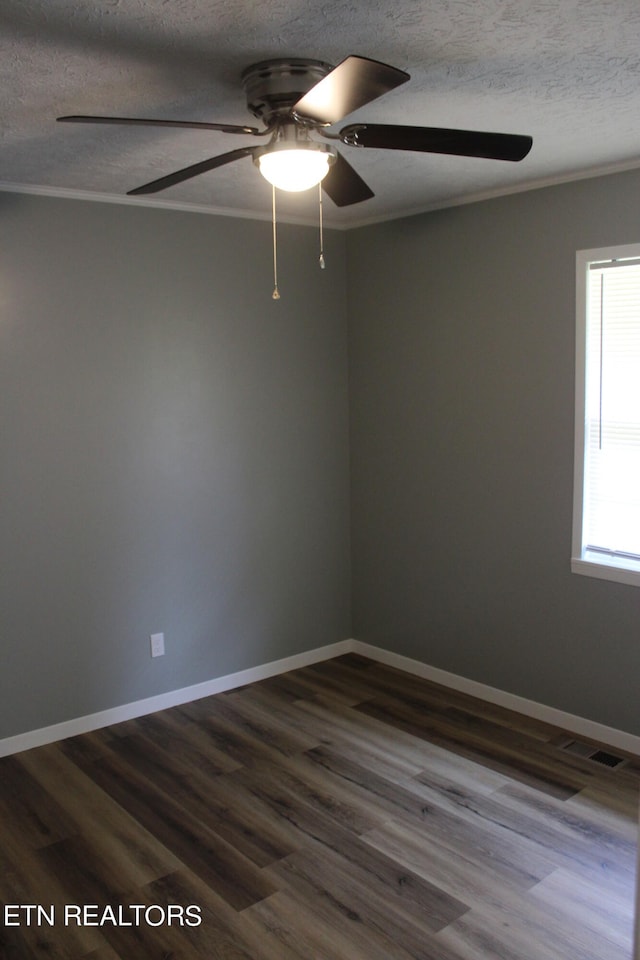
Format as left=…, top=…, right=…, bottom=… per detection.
left=572, top=242, right=640, bottom=588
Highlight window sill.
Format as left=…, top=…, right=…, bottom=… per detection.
left=571, top=556, right=640, bottom=588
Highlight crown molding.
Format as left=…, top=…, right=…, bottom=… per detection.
left=4, top=155, right=640, bottom=233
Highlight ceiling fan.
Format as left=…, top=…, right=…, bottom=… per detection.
left=57, top=55, right=533, bottom=206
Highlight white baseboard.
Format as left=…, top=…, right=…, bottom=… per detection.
left=0, top=639, right=352, bottom=758
left=352, top=640, right=640, bottom=757
left=2, top=636, right=639, bottom=758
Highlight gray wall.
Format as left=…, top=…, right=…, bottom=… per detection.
left=5, top=166, right=640, bottom=743
left=1, top=194, right=351, bottom=739
left=348, top=168, right=640, bottom=736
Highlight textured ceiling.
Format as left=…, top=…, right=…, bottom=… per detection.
left=3, top=0, right=640, bottom=228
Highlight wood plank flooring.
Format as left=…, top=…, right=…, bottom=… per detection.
left=0, top=653, right=637, bottom=959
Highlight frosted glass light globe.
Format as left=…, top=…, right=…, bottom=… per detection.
left=258, top=148, right=332, bottom=192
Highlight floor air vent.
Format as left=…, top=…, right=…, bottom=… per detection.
left=589, top=750, right=625, bottom=768
left=560, top=740, right=625, bottom=768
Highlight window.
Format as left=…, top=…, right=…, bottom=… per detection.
left=572, top=243, right=640, bottom=586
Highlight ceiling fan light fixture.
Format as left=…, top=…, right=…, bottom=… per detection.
left=256, top=142, right=335, bottom=192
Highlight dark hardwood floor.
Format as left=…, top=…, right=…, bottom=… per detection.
left=0, top=653, right=637, bottom=959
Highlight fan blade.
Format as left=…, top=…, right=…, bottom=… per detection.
left=57, top=115, right=264, bottom=135
left=293, top=56, right=409, bottom=126
left=127, top=146, right=256, bottom=195
left=339, top=124, right=533, bottom=161
left=322, top=152, right=374, bottom=207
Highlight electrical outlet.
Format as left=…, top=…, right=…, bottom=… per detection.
left=150, top=632, right=165, bottom=658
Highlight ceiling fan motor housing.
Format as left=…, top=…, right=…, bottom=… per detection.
left=241, top=59, right=334, bottom=123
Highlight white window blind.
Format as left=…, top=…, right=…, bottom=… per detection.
left=573, top=246, right=640, bottom=585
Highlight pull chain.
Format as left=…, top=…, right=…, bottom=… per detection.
left=318, top=182, right=326, bottom=269
left=271, top=184, right=280, bottom=300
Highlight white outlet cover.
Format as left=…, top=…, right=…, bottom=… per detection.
left=150, top=633, right=165, bottom=658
